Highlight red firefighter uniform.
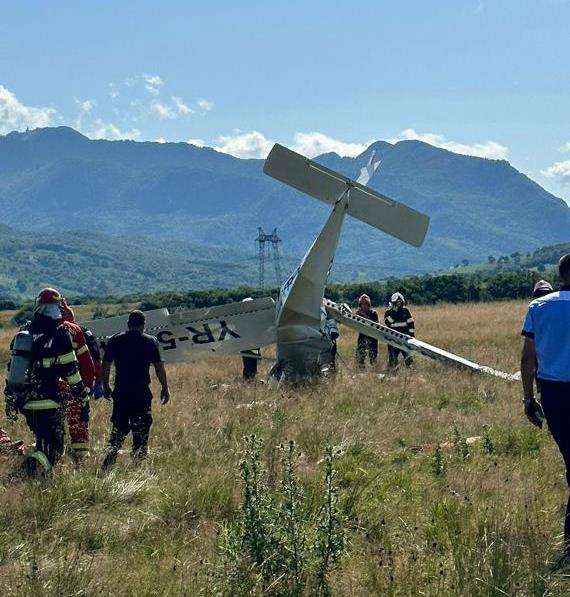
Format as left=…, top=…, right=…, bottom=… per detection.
left=60, top=320, right=95, bottom=454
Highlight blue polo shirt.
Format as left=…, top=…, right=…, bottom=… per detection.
left=522, top=287, right=570, bottom=382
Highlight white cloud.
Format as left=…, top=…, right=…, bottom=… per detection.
left=197, top=98, right=214, bottom=111
left=151, top=96, right=194, bottom=120
left=187, top=138, right=207, bottom=147
left=559, top=142, right=570, bottom=153
left=124, top=73, right=164, bottom=96
left=542, top=159, right=570, bottom=181
left=386, top=128, right=508, bottom=159
left=86, top=119, right=141, bottom=141
left=74, top=97, right=95, bottom=113
left=172, top=96, right=193, bottom=115
left=142, top=74, right=163, bottom=96
left=0, top=85, right=59, bottom=134
left=156, top=137, right=167, bottom=144
left=214, top=130, right=274, bottom=158
left=108, top=82, right=119, bottom=101
left=73, top=97, right=97, bottom=130
left=291, top=132, right=368, bottom=158
left=151, top=101, right=175, bottom=120
left=212, top=130, right=372, bottom=159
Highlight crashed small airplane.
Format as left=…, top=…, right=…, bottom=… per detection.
left=84, top=144, right=517, bottom=383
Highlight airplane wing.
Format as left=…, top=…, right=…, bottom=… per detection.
left=264, top=143, right=429, bottom=247
left=324, top=299, right=518, bottom=381
left=82, top=298, right=277, bottom=363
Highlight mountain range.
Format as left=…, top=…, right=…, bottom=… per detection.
left=0, top=126, right=568, bottom=298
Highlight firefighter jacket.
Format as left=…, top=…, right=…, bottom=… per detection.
left=62, top=321, right=96, bottom=388
left=384, top=307, right=415, bottom=337
left=20, top=317, right=90, bottom=411
left=356, top=307, right=379, bottom=324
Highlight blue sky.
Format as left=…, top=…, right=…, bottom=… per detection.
left=1, top=0, right=569, bottom=202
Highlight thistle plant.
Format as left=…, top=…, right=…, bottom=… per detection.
left=315, top=445, right=345, bottom=595
left=214, top=438, right=347, bottom=596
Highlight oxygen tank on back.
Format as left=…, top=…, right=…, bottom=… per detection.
left=7, top=330, right=34, bottom=390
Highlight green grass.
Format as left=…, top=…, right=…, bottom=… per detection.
left=1, top=300, right=569, bottom=595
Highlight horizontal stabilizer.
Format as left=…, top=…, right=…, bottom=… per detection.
left=324, top=299, right=518, bottom=381
left=264, top=144, right=429, bottom=247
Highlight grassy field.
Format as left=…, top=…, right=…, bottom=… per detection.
left=0, top=299, right=569, bottom=595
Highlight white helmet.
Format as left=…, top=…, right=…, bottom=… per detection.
left=390, top=292, right=405, bottom=306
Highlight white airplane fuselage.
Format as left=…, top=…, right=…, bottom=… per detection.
left=272, top=189, right=350, bottom=382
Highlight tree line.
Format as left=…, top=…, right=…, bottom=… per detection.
left=6, top=268, right=559, bottom=325
left=134, top=269, right=550, bottom=311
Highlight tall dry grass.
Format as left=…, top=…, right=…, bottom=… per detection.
left=0, top=299, right=568, bottom=595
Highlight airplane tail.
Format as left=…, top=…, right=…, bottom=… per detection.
left=264, top=143, right=429, bottom=247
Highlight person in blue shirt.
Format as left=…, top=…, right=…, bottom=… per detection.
left=521, top=254, right=570, bottom=568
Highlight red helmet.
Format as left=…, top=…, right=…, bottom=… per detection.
left=35, top=288, right=63, bottom=306
left=358, top=294, right=371, bottom=306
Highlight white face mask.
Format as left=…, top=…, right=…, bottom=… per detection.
left=35, top=303, right=62, bottom=320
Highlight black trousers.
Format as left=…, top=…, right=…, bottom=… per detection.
left=388, top=346, right=413, bottom=369
left=356, top=335, right=378, bottom=366
left=540, top=379, right=570, bottom=549
left=103, top=388, right=153, bottom=466
left=23, top=407, right=64, bottom=466
left=242, top=354, right=258, bottom=380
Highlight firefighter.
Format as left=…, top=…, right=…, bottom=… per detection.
left=61, top=298, right=103, bottom=393
left=4, top=298, right=90, bottom=474
left=101, top=310, right=170, bottom=469
left=384, top=292, right=415, bottom=369
left=32, top=289, right=96, bottom=458
left=355, top=294, right=379, bottom=367
left=59, top=297, right=105, bottom=457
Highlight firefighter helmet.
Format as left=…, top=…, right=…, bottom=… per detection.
left=35, top=288, right=63, bottom=306
left=35, top=288, right=63, bottom=319
left=358, top=294, right=371, bottom=306
left=390, top=292, right=405, bottom=306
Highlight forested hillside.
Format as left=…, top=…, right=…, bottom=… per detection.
left=0, top=127, right=568, bottom=282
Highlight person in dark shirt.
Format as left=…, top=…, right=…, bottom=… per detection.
left=355, top=294, right=379, bottom=367
left=101, top=310, right=170, bottom=468
left=384, top=292, right=415, bottom=369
